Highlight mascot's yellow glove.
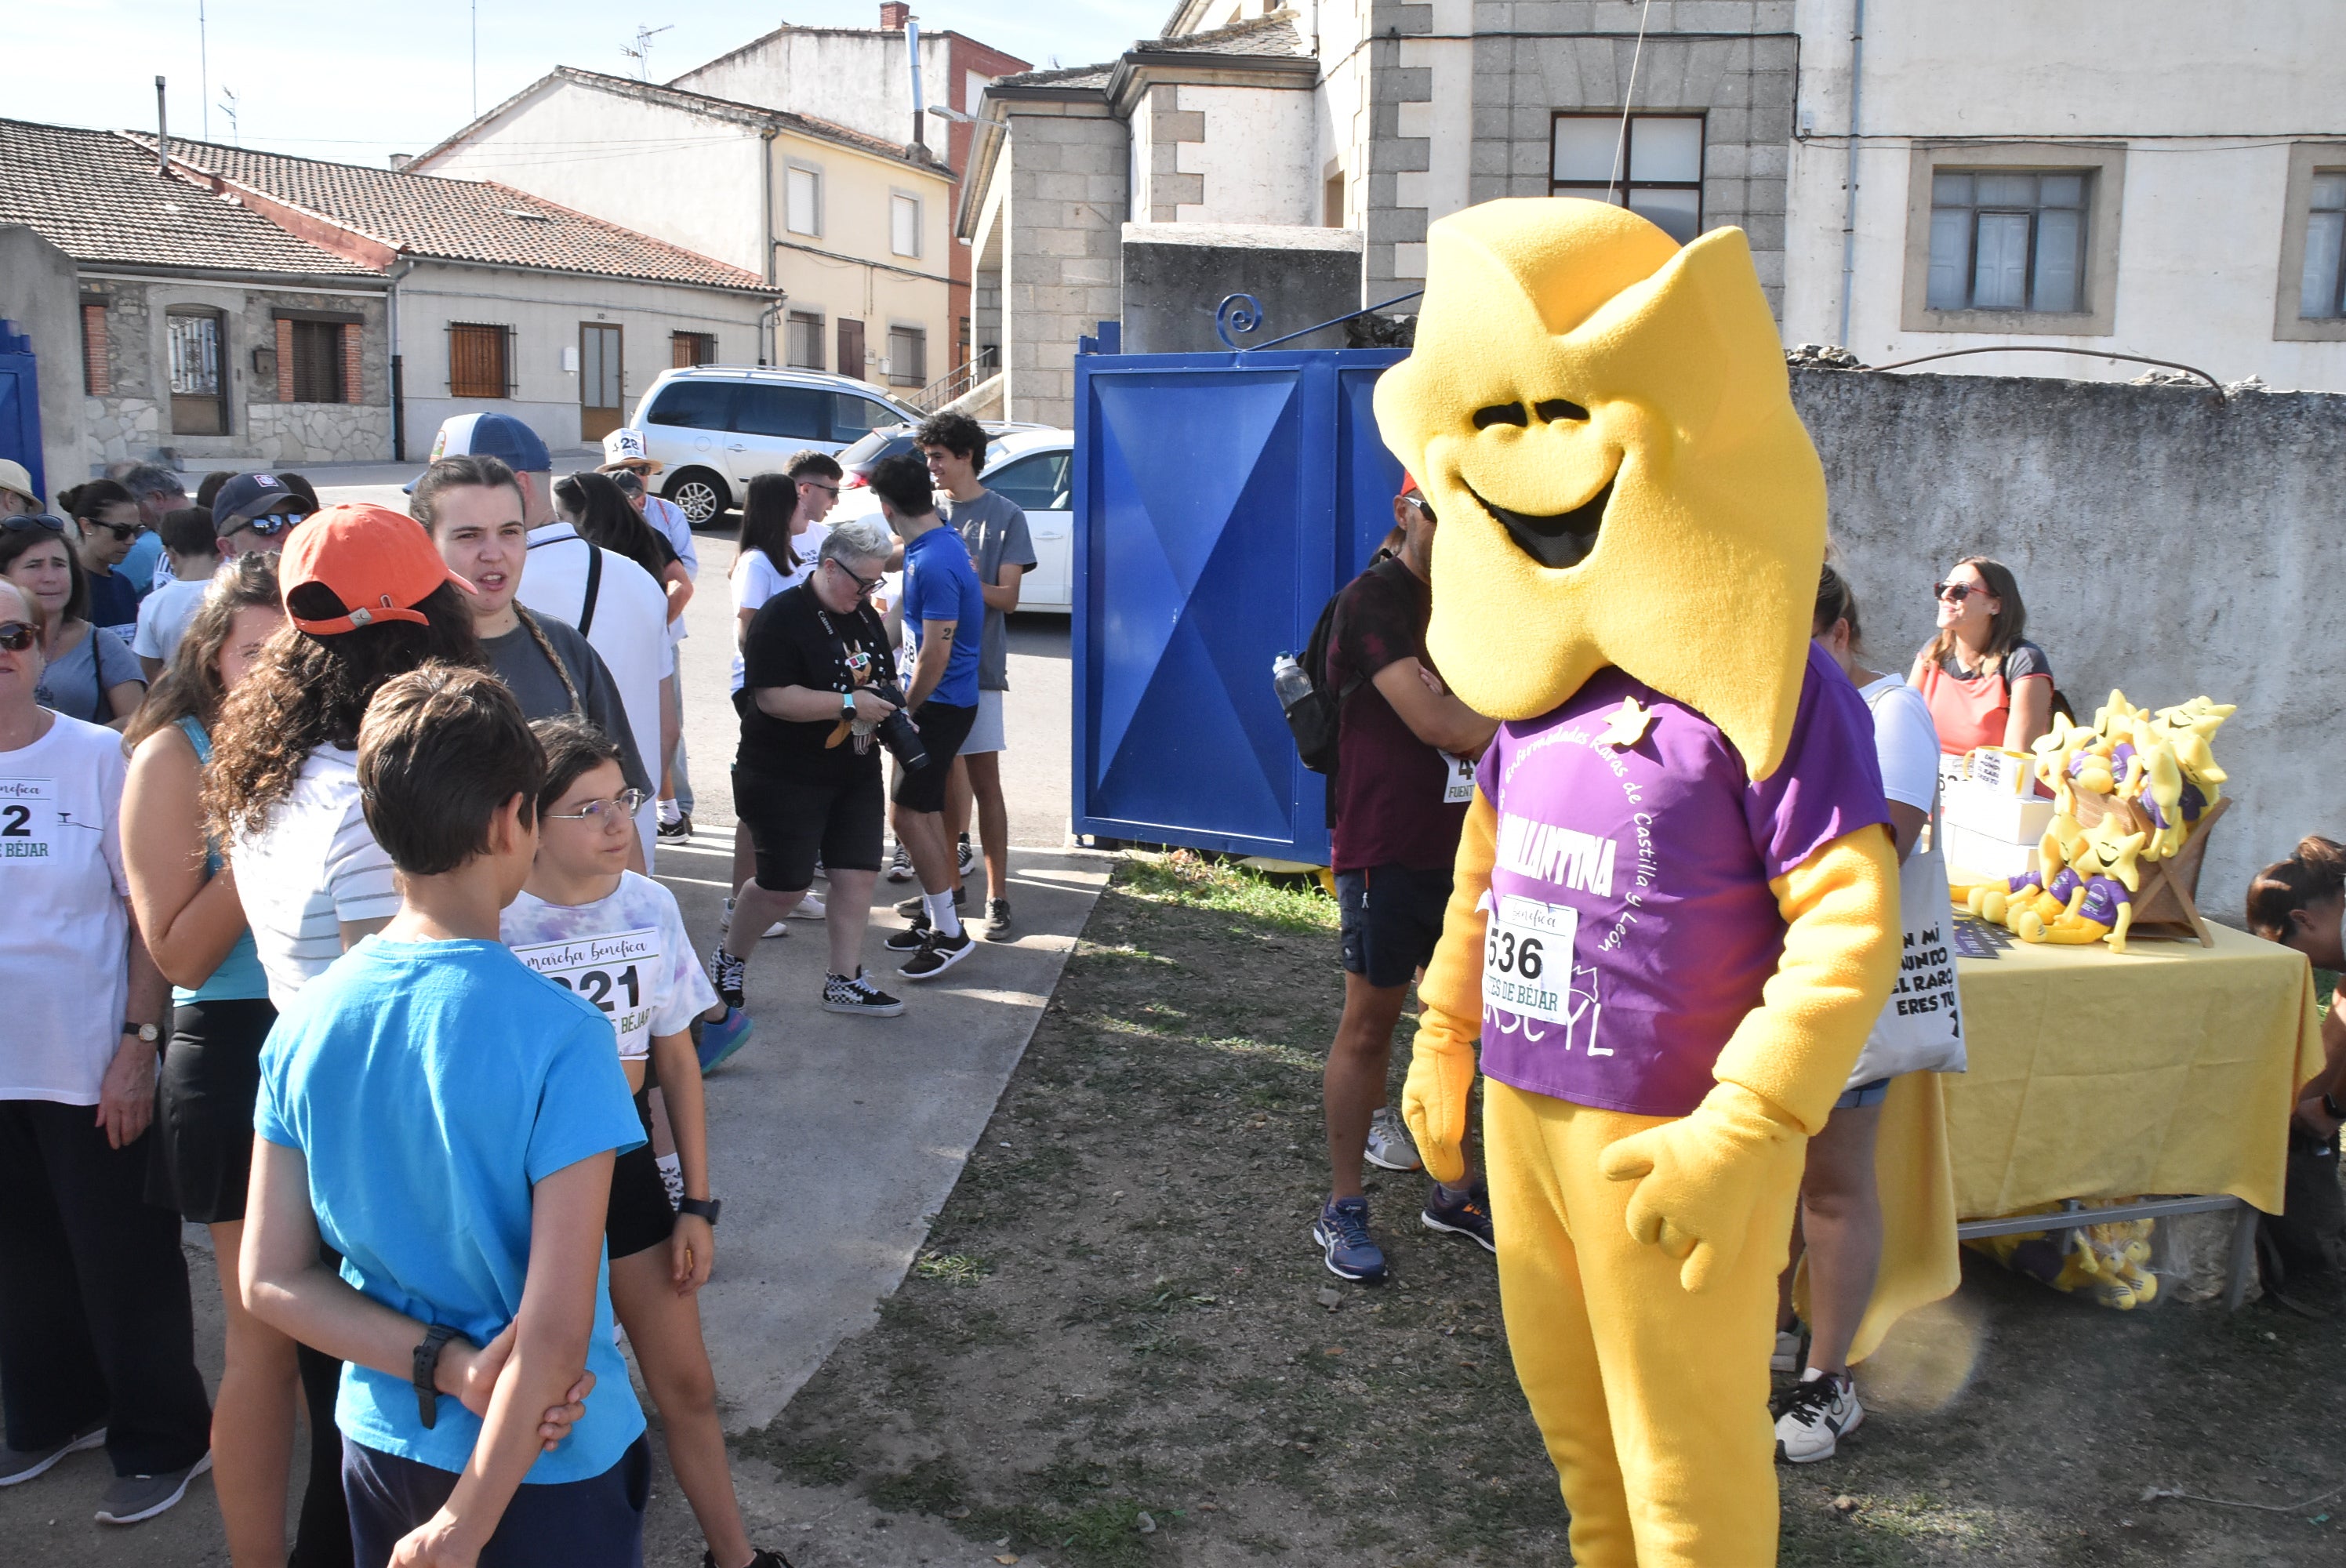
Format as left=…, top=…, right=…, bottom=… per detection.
left=1402, top=792, right=1500, bottom=1185
left=1598, top=826, right=1900, bottom=1291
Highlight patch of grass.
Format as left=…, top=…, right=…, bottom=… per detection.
left=1121, top=849, right=1336, bottom=934
left=913, top=1250, right=991, bottom=1287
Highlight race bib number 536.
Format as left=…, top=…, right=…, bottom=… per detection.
left=510, top=927, right=659, bottom=1058
left=1483, top=894, right=1578, bottom=1025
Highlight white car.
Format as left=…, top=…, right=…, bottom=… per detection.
left=631, top=365, right=921, bottom=524
left=831, top=425, right=1074, bottom=614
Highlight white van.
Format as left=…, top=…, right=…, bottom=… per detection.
left=632, top=365, right=921, bottom=524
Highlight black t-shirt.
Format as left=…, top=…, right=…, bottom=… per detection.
left=736, top=582, right=892, bottom=783
left=1324, top=556, right=1469, bottom=873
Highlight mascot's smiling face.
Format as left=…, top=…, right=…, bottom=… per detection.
left=1373, top=198, right=1827, bottom=779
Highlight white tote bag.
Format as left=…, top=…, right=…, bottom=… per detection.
left=1844, top=799, right=1970, bottom=1087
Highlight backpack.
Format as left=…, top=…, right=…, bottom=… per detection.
left=1276, top=587, right=1366, bottom=775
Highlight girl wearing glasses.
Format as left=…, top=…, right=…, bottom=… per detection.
left=0, top=513, right=147, bottom=731
left=1908, top=555, right=2054, bottom=757
left=60, top=481, right=147, bottom=644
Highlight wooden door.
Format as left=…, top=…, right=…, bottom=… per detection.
left=579, top=322, right=624, bottom=441
left=836, top=318, right=865, bottom=385
left=166, top=309, right=227, bottom=435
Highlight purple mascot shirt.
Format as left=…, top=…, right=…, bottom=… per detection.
left=1474, top=643, right=1889, bottom=1119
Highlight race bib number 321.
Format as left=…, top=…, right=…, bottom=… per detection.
left=510, top=927, right=660, bottom=1058
left=1483, top=894, right=1578, bottom=1025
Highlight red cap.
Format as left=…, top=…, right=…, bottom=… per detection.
left=279, top=503, right=476, bottom=637
left=1399, top=470, right=1422, bottom=500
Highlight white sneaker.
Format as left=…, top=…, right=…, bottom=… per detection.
left=789, top=891, right=827, bottom=920
left=1774, top=1370, right=1862, bottom=1463
left=1770, top=1329, right=1803, bottom=1374
left=1364, top=1106, right=1423, bottom=1172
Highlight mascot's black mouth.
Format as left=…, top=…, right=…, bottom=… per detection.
left=1469, top=481, right=1613, bottom=571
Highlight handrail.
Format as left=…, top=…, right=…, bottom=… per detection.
left=913, top=346, right=998, bottom=412
left=1861, top=345, right=2227, bottom=397
left=1215, top=290, right=1426, bottom=353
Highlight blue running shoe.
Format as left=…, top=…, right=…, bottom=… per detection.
left=1422, top=1181, right=1495, bottom=1254
left=695, top=1006, right=754, bottom=1073
left=1313, top=1196, right=1386, bottom=1283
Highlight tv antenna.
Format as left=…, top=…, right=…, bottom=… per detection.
left=219, top=85, right=240, bottom=147
left=623, top=24, right=674, bottom=82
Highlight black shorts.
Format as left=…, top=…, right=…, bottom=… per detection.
left=891, top=701, right=979, bottom=814
left=605, top=1092, right=674, bottom=1261
left=346, top=1433, right=649, bottom=1568
left=732, top=764, right=886, bottom=891
left=1336, top=864, right=1454, bottom=989
left=146, top=996, right=278, bottom=1223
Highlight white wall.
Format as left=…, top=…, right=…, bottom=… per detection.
left=1175, top=85, right=1317, bottom=227
left=1312, top=0, right=1372, bottom=249
left=671, top=31, right=958, bottom=162
left=394, top=263, right=772, bottom=452
left=1786, top=0, right=2346, bottom=389
left=417, top=83, right=768, bottom=274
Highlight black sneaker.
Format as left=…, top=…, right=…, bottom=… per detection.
left=0, top=1421, right=105, bottom=1486
left=982, top=898, right=1014, bottom=942
left=95, top=1453, right=212, bottom=1524
left=706, top=1548, right=795, bottom=1568
left=894, top=886, right=964, bottom=920
left=956, top=832, right=977, bottom=879
left=656, top=812, right=692, bottom=841
left=898, top=928, right=975, bottom=981
left=823, top=969, right=906, bottom=1018
left=883, top=916, right=930, bottom=952
left=706, top=944, right=746, bottom=1010
left=884, top=840, right=914, bottom=882
left=1422, top=1181, right=1496, bottom=1254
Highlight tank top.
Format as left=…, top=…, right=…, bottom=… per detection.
left=172, top=716, right=272, bottom=1006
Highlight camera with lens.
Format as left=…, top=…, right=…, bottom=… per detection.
left=859, top=673, right=930, bottom=772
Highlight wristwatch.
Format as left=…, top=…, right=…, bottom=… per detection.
left=841, top=690, right=856, bottom=719
left=677, top=1196, right=722, bottom=1226
left=123, top=1021, right=159, bottom=1044
left=412, top=1322, right=459, bottom=1428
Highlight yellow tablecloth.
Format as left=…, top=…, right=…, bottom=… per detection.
left=1838, top=921, right=2324, bottom=1362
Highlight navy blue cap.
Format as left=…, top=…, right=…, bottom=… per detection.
left=213, top=471, right=314, bottom=526
left=407, top=412, right=552, bottom=492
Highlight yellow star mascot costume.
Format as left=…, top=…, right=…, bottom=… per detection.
left=1375, top=199, right=1900, bottom=1566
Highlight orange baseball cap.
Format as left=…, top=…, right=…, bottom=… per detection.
left=1399, top=470, right=1422, bottom=499
left=279, top=503, right=476, bottom=636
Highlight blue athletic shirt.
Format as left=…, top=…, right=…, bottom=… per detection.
left=254, top=935, right=647, bottom=1483
left=900, top=524, right=984, bottom=710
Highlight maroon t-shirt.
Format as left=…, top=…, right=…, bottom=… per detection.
left=1325, top=557, right=1471, bottom=873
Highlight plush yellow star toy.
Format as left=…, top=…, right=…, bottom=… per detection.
left=1375, top=199, right=1901, bottom=1567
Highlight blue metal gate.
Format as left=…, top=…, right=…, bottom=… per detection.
left=1071, top=347, right=1407, bottom=862
left=0, top=321, right=43, bottom=503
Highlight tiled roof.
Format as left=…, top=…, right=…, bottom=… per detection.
left=128, top=133, right=770, bottom=294
left=1146, top=13, right=1310, bottom=59
left=0, top=117, right=373, bottom=278
left=993, top=60, right=1117, bottom=90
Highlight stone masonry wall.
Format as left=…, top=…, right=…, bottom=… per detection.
left=1003, top=101, right=1130, bottom=428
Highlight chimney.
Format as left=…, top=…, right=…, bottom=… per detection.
left=154, top=75, right=168, bottom=175
left=389, top=154, right=413, bottom=171
left=881, top=3, right=910, bottom=30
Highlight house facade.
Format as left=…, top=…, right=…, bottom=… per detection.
left=666, top=3, right=1030, bottom=387
left=0, top=117, right=392, bottom=478
left=407, top=67, right=957, bottom=399
left=962, top=1, right=2346, bottom=429
left=140, top=136, right=780, bottom=454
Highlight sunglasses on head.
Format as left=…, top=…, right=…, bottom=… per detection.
left=2, top=514, right=67, bottom=536
left=1934, top=580, right=1982, bottom=604
left=0, top=621, right=35, bottom=652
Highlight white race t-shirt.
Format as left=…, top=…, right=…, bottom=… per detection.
left=521, top=522, right=672, bottom=856
left=132, top=575, right=211, bottom=665
left=0, top=713, right=132, bottom=1104
left=1860, top=674, right=1941, bottom=815
left=500, top=873, right=717, bottom=1062
left=642, top=495, right=699, bottom=579
left=230, top=745, right=401, bottom=1010
left=728, top=547, right=790, bottom=694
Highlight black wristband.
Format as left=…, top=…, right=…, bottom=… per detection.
left=677, top=1196, right=721, bottom=1226
left=413, top=1323, right=459, bottom=1429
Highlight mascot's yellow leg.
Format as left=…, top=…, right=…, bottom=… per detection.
left=1486, top=1081, right=1798, bottom=1568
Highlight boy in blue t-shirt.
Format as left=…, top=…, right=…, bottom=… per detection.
left=243, top=665, right=650, bottom=1567
left=872, top=453, right=986, bottom=982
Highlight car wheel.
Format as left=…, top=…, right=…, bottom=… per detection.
left=664, top=468, right=731, bottom=526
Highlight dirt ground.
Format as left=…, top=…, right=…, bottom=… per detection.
left=755, top=854, right=2344, bottom=1567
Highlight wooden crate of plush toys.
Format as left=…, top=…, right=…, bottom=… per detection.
left=1950, top=691, right=2235, bottom=953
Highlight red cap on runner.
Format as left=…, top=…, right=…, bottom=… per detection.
left=279, top=503, right=477, bottom=637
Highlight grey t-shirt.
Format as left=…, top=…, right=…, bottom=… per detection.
left=35, top=624, right=143, bottom=724
left=944, top=489, right=1037, bottom=692
left=484, top=613, right=652, bottom=796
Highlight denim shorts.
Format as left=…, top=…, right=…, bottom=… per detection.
left=1335, top=863, right=1453, bottom=989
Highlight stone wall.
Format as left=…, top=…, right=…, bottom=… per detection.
left=1792, top=367, right=2346, bottom=914
left=1120, top=223, right=1364, bottom=354
left=245, top=401, right=395, bottom=465
left=0, top=225, right=86, bottom=495
left=1002, top=100, right=1129, bottom=428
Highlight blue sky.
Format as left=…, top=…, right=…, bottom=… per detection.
left=15, top=1, right=1168, bottom=167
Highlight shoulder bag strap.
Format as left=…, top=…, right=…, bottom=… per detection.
left=577, top=542, right=603, bottom=637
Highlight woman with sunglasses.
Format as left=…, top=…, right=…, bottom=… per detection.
left=121, top=556, right=350, bottom=1566
left=1908, top=555, right=2054, bottom=758
left=59, top=481, right=148, bottom=644
left=0, top=513, right=147, bottom=731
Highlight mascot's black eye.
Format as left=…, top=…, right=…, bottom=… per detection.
left=1473, top=403, right=1529, bottom=429
left=1534, top=398, right=1591, bottom=423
